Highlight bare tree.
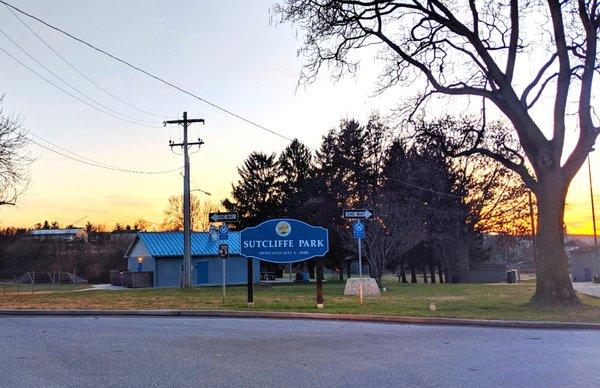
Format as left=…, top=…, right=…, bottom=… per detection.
left=341, top=192, right=424, bottom=288
left=161, top=194, right=220, bottom=231
left=276, top=1, right=600, bottom=305
left=197, top=199, right=221, bottom=231
left=0, top=97, right=29, bottom=207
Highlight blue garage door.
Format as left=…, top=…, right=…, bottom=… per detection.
left=197, top=261, right=209, bottom=284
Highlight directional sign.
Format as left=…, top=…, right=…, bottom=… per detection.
left=353, top=220, right=365, bottom=239
left=342, top=209, right=374, bottom=219
left=240, top=219, right=329, bottom=264
left=218, top=224, right=229, bottom=240
left=218, top=244, right=229, bottom=259
left=209, top=212, right=239, bottom=223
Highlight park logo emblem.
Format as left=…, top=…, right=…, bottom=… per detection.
left=275, top=221, right=291, bottom=237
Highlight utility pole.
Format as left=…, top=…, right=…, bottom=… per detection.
left=588, top=156, right=598, bottom=248
left=164, top=111, right=204, bottom=287
left=528, top=191, right=536, bottom=273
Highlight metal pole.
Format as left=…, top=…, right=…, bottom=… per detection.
left=358, top=237, right=363, bottom=304
left=222, top=258, right=226, bottom=303
left=289, top=263, right=292, bottom=283
left=528, top=191, right=536, bottom=274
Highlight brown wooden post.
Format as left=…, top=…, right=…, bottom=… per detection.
left=316, top=257, right=324, bottom=308
left=247, top=259, right=254, bottom=307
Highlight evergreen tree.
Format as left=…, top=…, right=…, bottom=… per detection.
left=223, top=151, right=280, bottom=227
left=277, top=139, right=314, bottom=218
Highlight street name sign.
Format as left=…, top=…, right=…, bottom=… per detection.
left=342, top=209, right=373, bottom=219
left=240, top=219, right=329, bottom=263
left=209, top=212, right=239, bottom=223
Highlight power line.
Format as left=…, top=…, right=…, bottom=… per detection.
left=388, top=178, right=462, bottom=199
left=0, top=0, right=293, bottom=142
left=0, top=45, right=161, bottom=128
left=5, top=4, right=166, bottom=120
left=0, top=28, right=160, bottom=127
left=25, top=129, right=181, bottom=175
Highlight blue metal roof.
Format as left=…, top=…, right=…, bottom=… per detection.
left=133, top=231, right=241, bottom=257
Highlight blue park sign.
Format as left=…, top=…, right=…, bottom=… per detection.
left=240, top=219, right=329, bottom=263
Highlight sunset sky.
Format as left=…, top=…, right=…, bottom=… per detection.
left=0, top=0, right=597, bottom=235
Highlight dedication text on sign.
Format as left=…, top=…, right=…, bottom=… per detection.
left=240, top=219, right=329, bottom=263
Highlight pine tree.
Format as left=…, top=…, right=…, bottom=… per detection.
left=277, top=139, right=313, bottom=218
left=223, top=151, right=280, bottom=227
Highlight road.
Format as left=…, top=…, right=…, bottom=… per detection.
left=0, top=316, right=598, bottom=387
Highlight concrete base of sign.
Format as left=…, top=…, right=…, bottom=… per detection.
left=344, top=278, right=380, bottom=296
left=316, top=303, right=324, bottom=309
left=247, top=302, right=254, bottom=308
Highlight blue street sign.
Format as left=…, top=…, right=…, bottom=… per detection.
left=219, top=224, right=229, bottom=240
left=240, top=219, right=329, bottom=263
left=353, top=220, right=365, bottom=239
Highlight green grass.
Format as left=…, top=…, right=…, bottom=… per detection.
left=0, top=283, right=90, bottom=294
left=1, top=279, right=599, bottom=323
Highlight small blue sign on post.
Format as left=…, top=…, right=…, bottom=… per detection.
left=240, top=219, right=328, bottom=263
left=353, top=220, right=365, bottom=239
left=218, top=224, right=229, bottom=240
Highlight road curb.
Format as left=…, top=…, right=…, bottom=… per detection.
left=0, top=309, right=599, bottom=330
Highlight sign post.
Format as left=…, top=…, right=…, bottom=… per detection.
left=218, top=243, right=228, bottom=302
left=353, top=220, right=366, bottom=304
left=240, top=219, right=329, bottom=309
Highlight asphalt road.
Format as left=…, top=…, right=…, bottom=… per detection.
left=0, top=317, right=598, bottom=387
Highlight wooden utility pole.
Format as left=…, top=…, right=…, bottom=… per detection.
left=588, top=156, right=598, bottom=249
left=164, top=112, right=204, bottom=287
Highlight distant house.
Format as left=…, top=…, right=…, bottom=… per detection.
left=29, top=228, right=88, bottom=242
left=569, top=246, right=600, bottom=282
left=123, top=231, right=260, bottom=288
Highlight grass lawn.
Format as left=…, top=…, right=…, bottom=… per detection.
left=1, top=279, right=599, bottom=323
left=0, top=283, right=90, bottom=294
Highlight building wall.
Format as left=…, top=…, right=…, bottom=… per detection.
left=126, top=241, right=157, bottom=286
left=570, top=251, right=600, bottom=282
left=153, top=257, right=260, bottom=288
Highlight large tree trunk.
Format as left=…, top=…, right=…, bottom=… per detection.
left=410, top=265, right=417, bottom=283
left=530, top=175, right=580, bottom=306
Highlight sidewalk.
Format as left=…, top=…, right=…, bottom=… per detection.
left=574, top=282, right=600, bottom=297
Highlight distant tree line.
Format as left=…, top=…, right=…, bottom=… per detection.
left=223, top=115, right=529, bottom=287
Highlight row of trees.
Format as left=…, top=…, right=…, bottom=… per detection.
left=275, top=0, right=600, bottom=306
left=223, top=115, right=530, bottom=287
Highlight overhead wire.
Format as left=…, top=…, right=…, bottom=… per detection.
left=0, top=29, right=161, bottom=127
left=24, top=128, right=181, bottom=175
left=388, top=178, right=463, bottom=199
left=5, top=4, right=167, bottom=120
left=0, top=0, right=294, bottom=142
left=0, top=46, right=161, bottom=128
left=1, top=1, right=459, bottom=199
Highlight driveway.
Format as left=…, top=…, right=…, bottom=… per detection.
left=574, top=282, right=600, bottom=297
